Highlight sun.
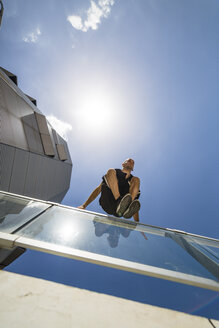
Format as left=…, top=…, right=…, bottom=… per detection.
left=81, top=97, right=111, bottom=127
left=73, top=87, right=117, bottom=134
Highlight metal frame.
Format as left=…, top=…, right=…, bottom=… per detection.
left=0, top=231, right=218, bottom=291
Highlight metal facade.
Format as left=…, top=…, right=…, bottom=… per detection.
left=0, top=67, right=72, bottom=203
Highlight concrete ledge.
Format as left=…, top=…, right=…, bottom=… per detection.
left=0, top=271, right=218, bottom=328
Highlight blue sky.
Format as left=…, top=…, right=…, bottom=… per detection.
left=1, top=0, right=219, bottom=319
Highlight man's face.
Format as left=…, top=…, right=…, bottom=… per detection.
left=122, top=158, right=135, bottom=171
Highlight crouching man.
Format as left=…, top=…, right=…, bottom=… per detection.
left=78, top=158, right=140, bottom=222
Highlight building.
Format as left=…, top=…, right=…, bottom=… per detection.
left=0, top=66, right=72, bottom=268
left=0, top=67, right=72, bottom=202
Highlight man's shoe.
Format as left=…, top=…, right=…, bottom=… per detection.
left=123, top=199, right=141, bottom=219
left=116, top=194, right=132, bottom=217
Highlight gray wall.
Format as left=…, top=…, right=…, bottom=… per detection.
left=0, top=143, right=72, bottom=202
left=0, top=67, right=72, bottom=203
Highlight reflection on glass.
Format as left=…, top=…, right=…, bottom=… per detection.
left=16, top=205, right=219, bottom=282
left=94, top=221, right=148, bottom=248
left=94, top=221, right=132, bottom=248
left=190, top=242, right=219, bottom=264
left=166, top=232, right=219, bottom=281
left=202, top=246, right=219, bottom=261
left=0, top=194, right=50, bottom=233
left=17, top=207, right=93, bottom=247
left=188, top=238, right=219, bottom=263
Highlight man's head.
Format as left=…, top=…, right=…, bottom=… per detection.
left=122, top=158, right=135, bottom=171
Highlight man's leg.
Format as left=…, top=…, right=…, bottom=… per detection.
left=129, top=177, right=140, bottom=200
left=105, top=169, right=132, bottom=217
left=123, top=177, right=141, bottom=219
left=105, top=169, right=120, bottom=200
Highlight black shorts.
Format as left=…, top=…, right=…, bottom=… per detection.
left=99, top=184, right=119, bottom=217
left=99, top=169, right=140, bottom=217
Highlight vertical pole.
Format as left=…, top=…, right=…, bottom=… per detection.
left=0, top=1, right=4, bottom=28
left=0, top=0, right=4, bottom=26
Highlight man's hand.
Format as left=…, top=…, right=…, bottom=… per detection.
left=77, top=183, right=102, bottom=211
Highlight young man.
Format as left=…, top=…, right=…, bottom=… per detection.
left=78, top=158, right=141, bottom=222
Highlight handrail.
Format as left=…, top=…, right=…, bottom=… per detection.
left=1, top=189, right=218, bottom=243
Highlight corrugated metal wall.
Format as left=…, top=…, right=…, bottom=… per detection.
left=0, top=67, right=72, bottom=203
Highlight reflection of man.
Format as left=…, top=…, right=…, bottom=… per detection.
left=94, top=221, right=132, bottom=248
left=78, top=159, right=141, bottom=222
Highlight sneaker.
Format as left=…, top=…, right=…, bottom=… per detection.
left=123, top=199, right=141, bottom=219
left=116, top=194, right=132, bottom=217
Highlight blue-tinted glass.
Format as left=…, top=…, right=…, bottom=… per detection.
left=184, top=236, right=219, bottom=263
left=17, top=206, right=218, bottom=281
left=0, top=193, right=50, bottom=233
left=203, top=246, right=219, bottom=260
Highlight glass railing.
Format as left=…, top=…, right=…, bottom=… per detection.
left=0, top=191, right=219, bottom=291
left=0, top=193, right=50, bottom=233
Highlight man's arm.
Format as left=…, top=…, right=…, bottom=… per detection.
left=133, top=211, right=139, bottom=222
left=78, top=183, right=102, bottom=209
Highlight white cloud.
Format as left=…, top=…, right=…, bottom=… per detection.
left=67, top=0, right=115, bottom=32
left=23, top=27, right=41, bottom=43
left=84, top=1, right=103, bottom=31
left=67, top=15, right=83, bottom=31
left=47, top=115, right=72, bottom=141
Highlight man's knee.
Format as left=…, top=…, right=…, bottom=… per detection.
left=106, top=168, right=116, bottom=178
left=131, top=176, right=140, bottom=186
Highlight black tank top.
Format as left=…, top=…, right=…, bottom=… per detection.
left=102, top=169, right=135, bottom=197
left=115, top=169, right=133, bottom=196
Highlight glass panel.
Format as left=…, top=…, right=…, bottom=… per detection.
left=166, top=232, right=219, bottom=280
left=186, top=236, right=219, bottom=263
left=0, top=193, right=50, bottom=233
left=203, top=246, right=219, bottom=260
left=185, top=236, right=219, bottom=269
left=17, top=205, right=219, bottom=282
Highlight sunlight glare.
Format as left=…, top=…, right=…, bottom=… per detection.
left=58, top=222, right=79, bottom=242
left=74, top=87, right=117, bottom=134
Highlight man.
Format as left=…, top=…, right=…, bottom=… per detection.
left=78, top=158, right=141, bottom=222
